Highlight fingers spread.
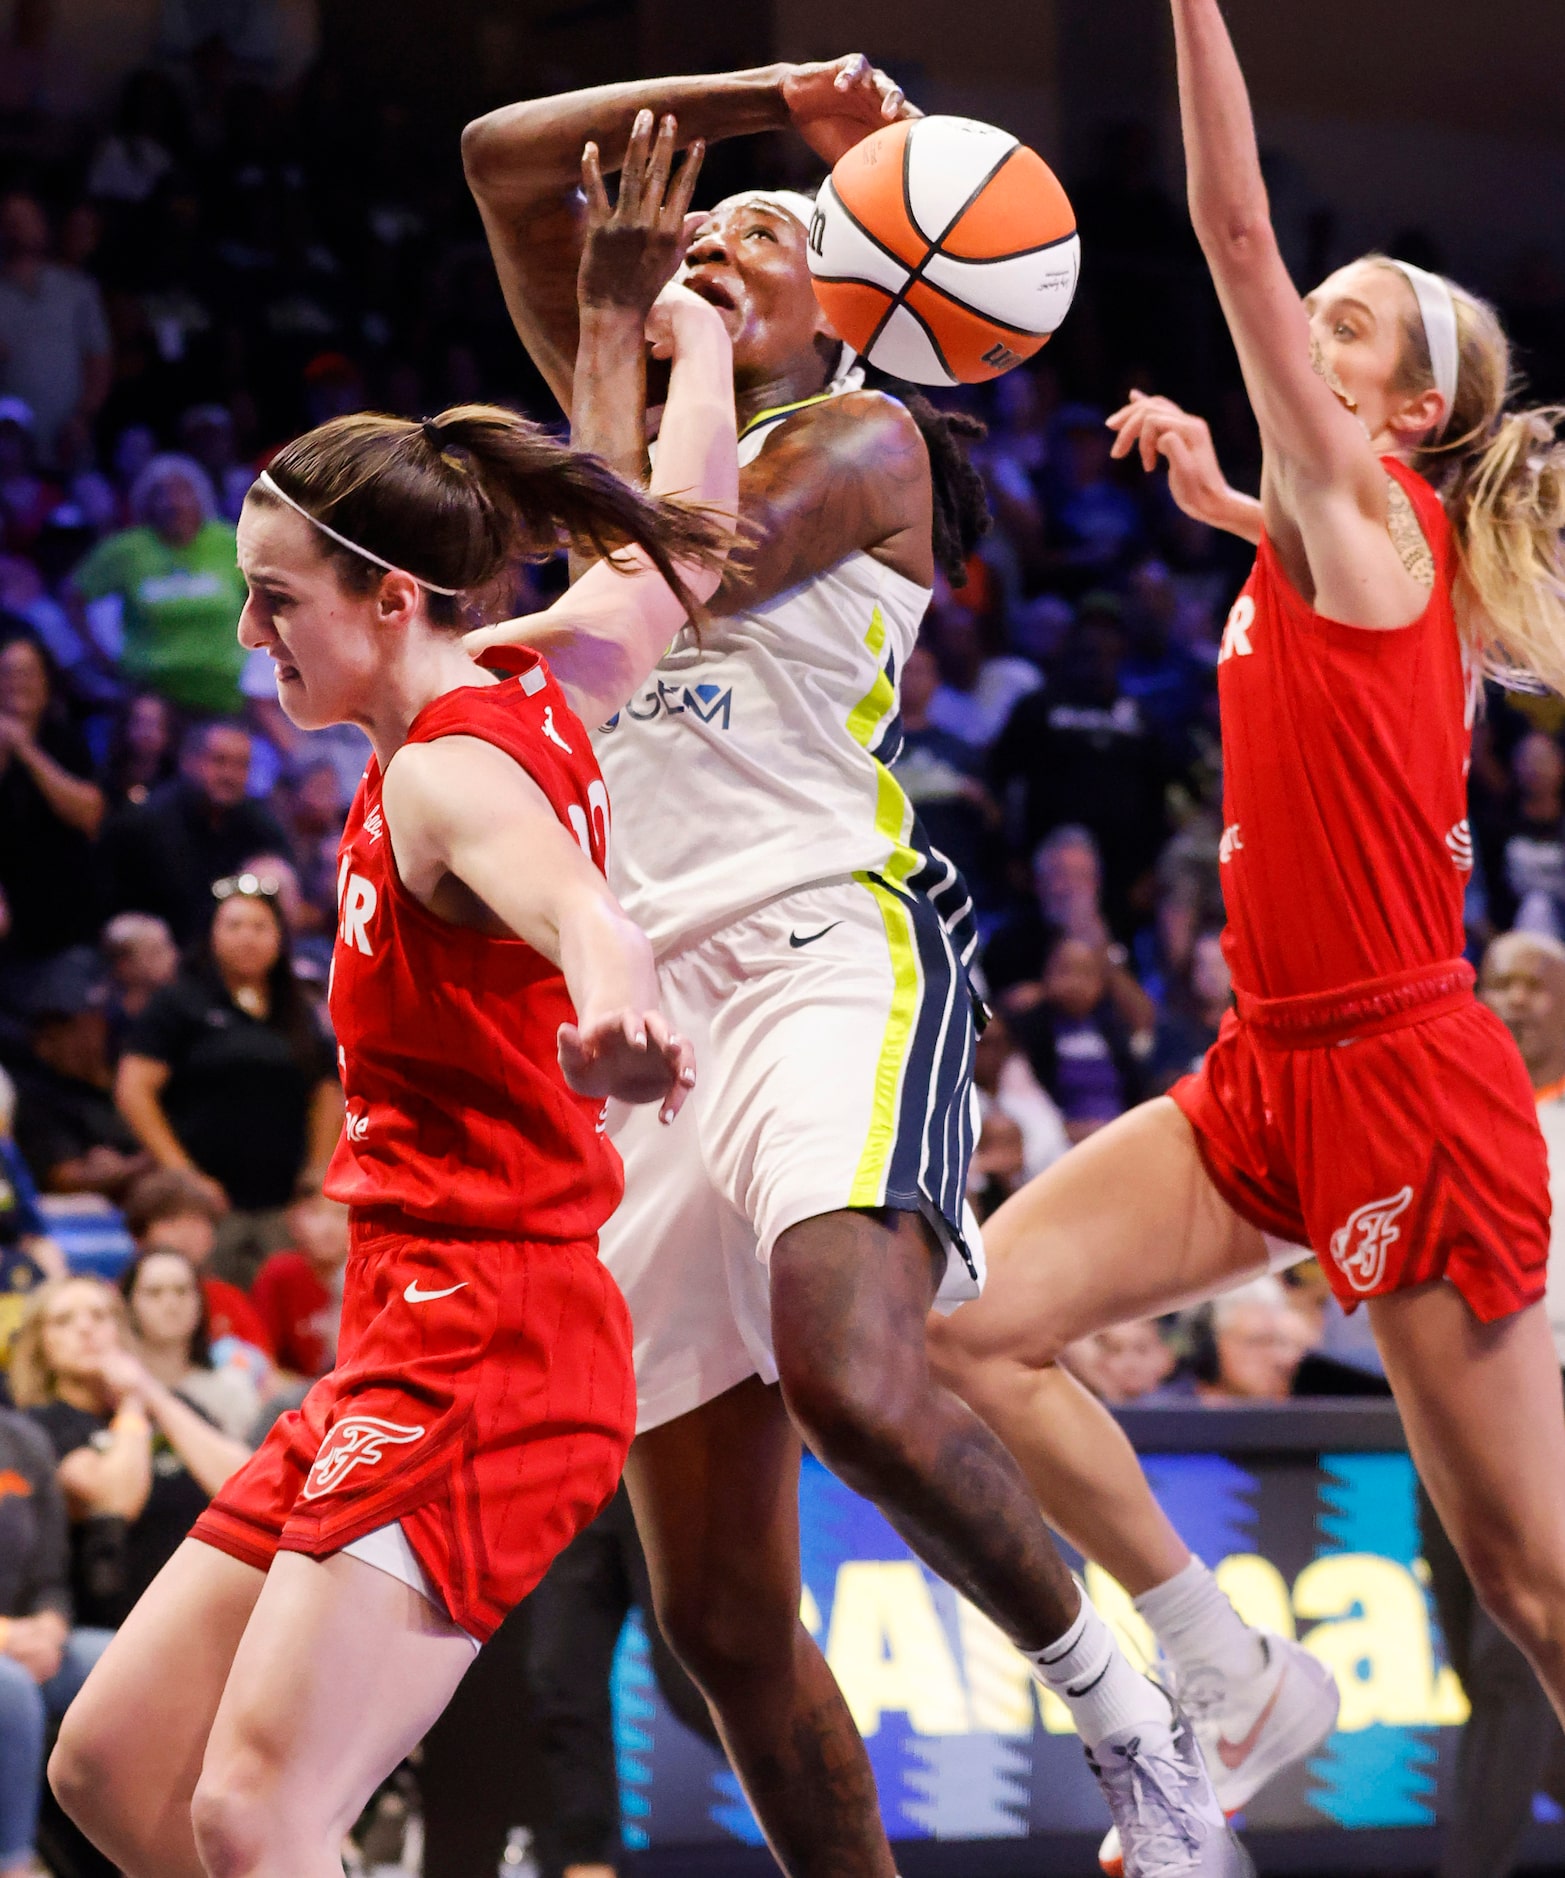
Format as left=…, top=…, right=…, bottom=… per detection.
left=644, top=113, right=677, bottom=214
left=667, top=140, right=705, bottom=228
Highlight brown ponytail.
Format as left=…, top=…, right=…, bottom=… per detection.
left=252, top=404, right=731, bottom=625
left=1372, top=259, right=1565, bottom=694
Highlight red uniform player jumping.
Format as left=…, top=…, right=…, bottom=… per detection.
left=48, top=144, right=737, bottom=1878
left=932, top=4, right=1565, bottom=1862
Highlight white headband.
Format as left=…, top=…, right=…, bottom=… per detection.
left=1386, top=260, right=1459, bottom=437
left=256, top=470, right=462, bottom=596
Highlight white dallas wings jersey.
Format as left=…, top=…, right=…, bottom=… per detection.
left=594, top=390, right=969, bottom=961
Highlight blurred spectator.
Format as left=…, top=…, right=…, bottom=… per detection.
left=992, top=607, right=1170, bottom=937
left=0, top=192, right=112, bottom=468
left=67, top=453, right=246, bottom=715
left=0, top=1404, right=112, bottom=1878
left=0, top=400, right=60, bottom=554
left=0, top=633, right=105, bottom=981
left=12, top=1276, right=248, bottom=1626
left=923, top=606, right=1041, bottom=755
left=100, top=911, right=179, bottom=1047
left=1479, top=730, right=1565, bottom=938
left=121, top=1167, right=272, bottom=1363
left=0, top=1066, right=65, bottom=1378
left=1146, top=929, right=1231, bottom=1095
left=100, top=690, right=180, bottom=810
left=1067, top=1320, right=1179, bottom=1407
left=85, top=71, right=186, bottom=207
left=894, top=642, right=1000, bottom=904
left=1120, top=558, right=1215, bottom=745
left=119, top=1245, right=258, bottom=1439
left=1012, top=935, right=1143, bottom=1144
left=969, top=1108, right=1027, bottom=1221
left=115, top=876, right=340, bottom=1284
left=1045, top=408, right=1144, bottom=591
left=11, top=954, right=149, bottom=1201
left=973, top=1010, right=1069, bottom=1183
left=1194, top=1279, right=1310, bottom=1405
left=179, top=403, right=254, bottom=522
left=100, top=720, right=287, bottom=941
left=250, top=1192, right=348, bottom=1381
left=985, top=824, right=1102, bottom=998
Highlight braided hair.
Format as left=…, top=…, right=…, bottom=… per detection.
left=875, top=379, right=993, bottom=587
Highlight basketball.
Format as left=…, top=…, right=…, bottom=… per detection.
left=806, top=115, right=1080, bottom=386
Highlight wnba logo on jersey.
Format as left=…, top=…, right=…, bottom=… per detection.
left=300, top=1415, right=426, bottom=1499
left=1329, top=1186, right=1413, bottom=1294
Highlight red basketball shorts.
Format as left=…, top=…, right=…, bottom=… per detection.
left=192, top=1207, right=635, bottom=1641
left=1170, top=964, right=1550, bottom=1322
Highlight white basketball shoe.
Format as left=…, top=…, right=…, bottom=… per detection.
left=1099, top=1633, right=1338, bottom=1875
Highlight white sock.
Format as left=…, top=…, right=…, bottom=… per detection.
left=1134, top=1556, right=1267, bottom=1685
left=1028, top=1587, right=1173, bottom=1753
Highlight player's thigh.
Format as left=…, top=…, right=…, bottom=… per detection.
left=1370, top=1287, right=1565, bottom=1628
left=932, top=1096, right=1269, bottom=1375
left=198, top=1550, right=475, bottom=1843
left=623, top=1375, right=804, bottom=1679
left=50, top=1539, right=264, bottom=1826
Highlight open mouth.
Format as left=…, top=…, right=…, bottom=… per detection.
left=685, top=274, right=738, bottom=313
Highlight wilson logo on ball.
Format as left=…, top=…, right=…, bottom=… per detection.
left=806, top=114, right=1081, bottom=386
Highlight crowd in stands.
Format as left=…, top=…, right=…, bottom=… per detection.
left=6, top=19, right=1565, bottom=1872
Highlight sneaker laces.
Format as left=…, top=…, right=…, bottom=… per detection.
left=1091, top=1733, right=1205, bottom=1878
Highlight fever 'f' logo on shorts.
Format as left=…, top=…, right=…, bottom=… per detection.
left=300, top=1415, right=426, bottom=1499
left=1329, top=1187, right=1414, bottom=1294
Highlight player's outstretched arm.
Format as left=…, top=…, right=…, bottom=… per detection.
left=1171, top=0, right=1379, bottom=496
left=1106, top=391, right=1263, bottom=545
left=382, top=737, right=695, bottom=1121
left=465, top=278, right=738, bottom=730
left=462, top=55, right=912, bottom=413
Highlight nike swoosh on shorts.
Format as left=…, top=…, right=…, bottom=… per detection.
left=789, top=922, right=843, bottom=949
left=403, top=1280, right=468, bottom=1304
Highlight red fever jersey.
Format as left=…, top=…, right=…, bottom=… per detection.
left=1172, top=458, right=1550, bottom=1322
left=1216, top=456, right=1473, bottom=1001
left=323, top=656, right=623, bottom=1239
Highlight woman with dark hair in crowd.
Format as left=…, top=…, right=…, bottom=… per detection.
left=49, top=151, right=730, bottom=1878
left=119, top=1247, right=259, bottom=1441
left=0, top=633, right=105, bottom=990
left=112, top=874, right=342, bottom=1285
left=99, top=690, right=179, bottom=810
left=10, top=1277, right=249, bottom=1630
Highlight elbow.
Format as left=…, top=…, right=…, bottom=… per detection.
left=1192, top=200, right=1278, bottom=271
left=460, top=113, right=507, bottom=190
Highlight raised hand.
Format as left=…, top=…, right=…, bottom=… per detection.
left=558, top=1009, right=697, bottom=1125
left=578, top=109, right=706, bottom=319
left=1107, top=391, right=1262, bottom=541
left=780, top=54, right=917, bottom=166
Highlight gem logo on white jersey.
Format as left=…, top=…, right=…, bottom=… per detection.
left=1218, top=595, right=1257, bottom=665
left=299, top=1415, right=425, bottom=1499
left=1330, top=1186, right=1413, bottom=1294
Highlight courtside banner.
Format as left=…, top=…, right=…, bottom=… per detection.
left=611, top=1405, right=1565, bottom=1857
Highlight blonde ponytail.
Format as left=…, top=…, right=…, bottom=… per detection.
left=1373, top=257, right=1565, bottom=694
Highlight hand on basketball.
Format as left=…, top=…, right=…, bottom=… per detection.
left=781, top=54, right=919, bottom=166
left=1106, top=392, right=1233, bottom=527
left=558, top=1009, right=696, bottom=1124
left=578, top=110, right=706, bottom=318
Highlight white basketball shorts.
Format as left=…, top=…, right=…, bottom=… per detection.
left=602, top=875, right=985, bottom=1434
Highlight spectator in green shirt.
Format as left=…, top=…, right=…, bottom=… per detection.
left=68, top=455, right=246, bottom=715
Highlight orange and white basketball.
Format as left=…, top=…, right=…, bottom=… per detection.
left=806, top=116, right=1080, bottom=386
